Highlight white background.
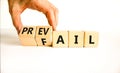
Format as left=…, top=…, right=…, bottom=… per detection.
left=1, top=0, right=120, bottom=73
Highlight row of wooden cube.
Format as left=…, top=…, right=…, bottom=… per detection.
left=19, top=26, right=98, bottom=48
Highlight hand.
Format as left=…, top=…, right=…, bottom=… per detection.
left=8, top=0, right=58, bottom=33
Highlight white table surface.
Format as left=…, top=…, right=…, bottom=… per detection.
left=1, top=28, right=120, bottom=73
left=1, top=0, right=120, bottom=73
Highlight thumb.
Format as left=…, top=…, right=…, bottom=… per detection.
left=12, top=13, right=23, bottom=33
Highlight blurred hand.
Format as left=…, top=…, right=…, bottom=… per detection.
left=8, top=0, right=58, bottom=33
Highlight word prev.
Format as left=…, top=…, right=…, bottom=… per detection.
left=19, top=26, right=99, bottom=48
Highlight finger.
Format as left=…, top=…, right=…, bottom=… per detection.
left=28, top=0, right=57, bottom=30
left=54, top=8, right=58, bottom=28
left=10, top=10, right=23, bottom=34
left=50, top=4, right=59, bottom=27
left=46, top=8, right=57, bottom=30
left=9, top=3, right=27, bottom=34
left=45, top=2, right=58, bottom=30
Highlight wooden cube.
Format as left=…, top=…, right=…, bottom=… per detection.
left=19, top=26, right=37, bottom=46
left=68, top=31, right=84, bottom=47
left=35, top=26, right=52, bottom=46
left=84, top=31, right=99, bottom=48
left=52, top=31, right=68, bottom=47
